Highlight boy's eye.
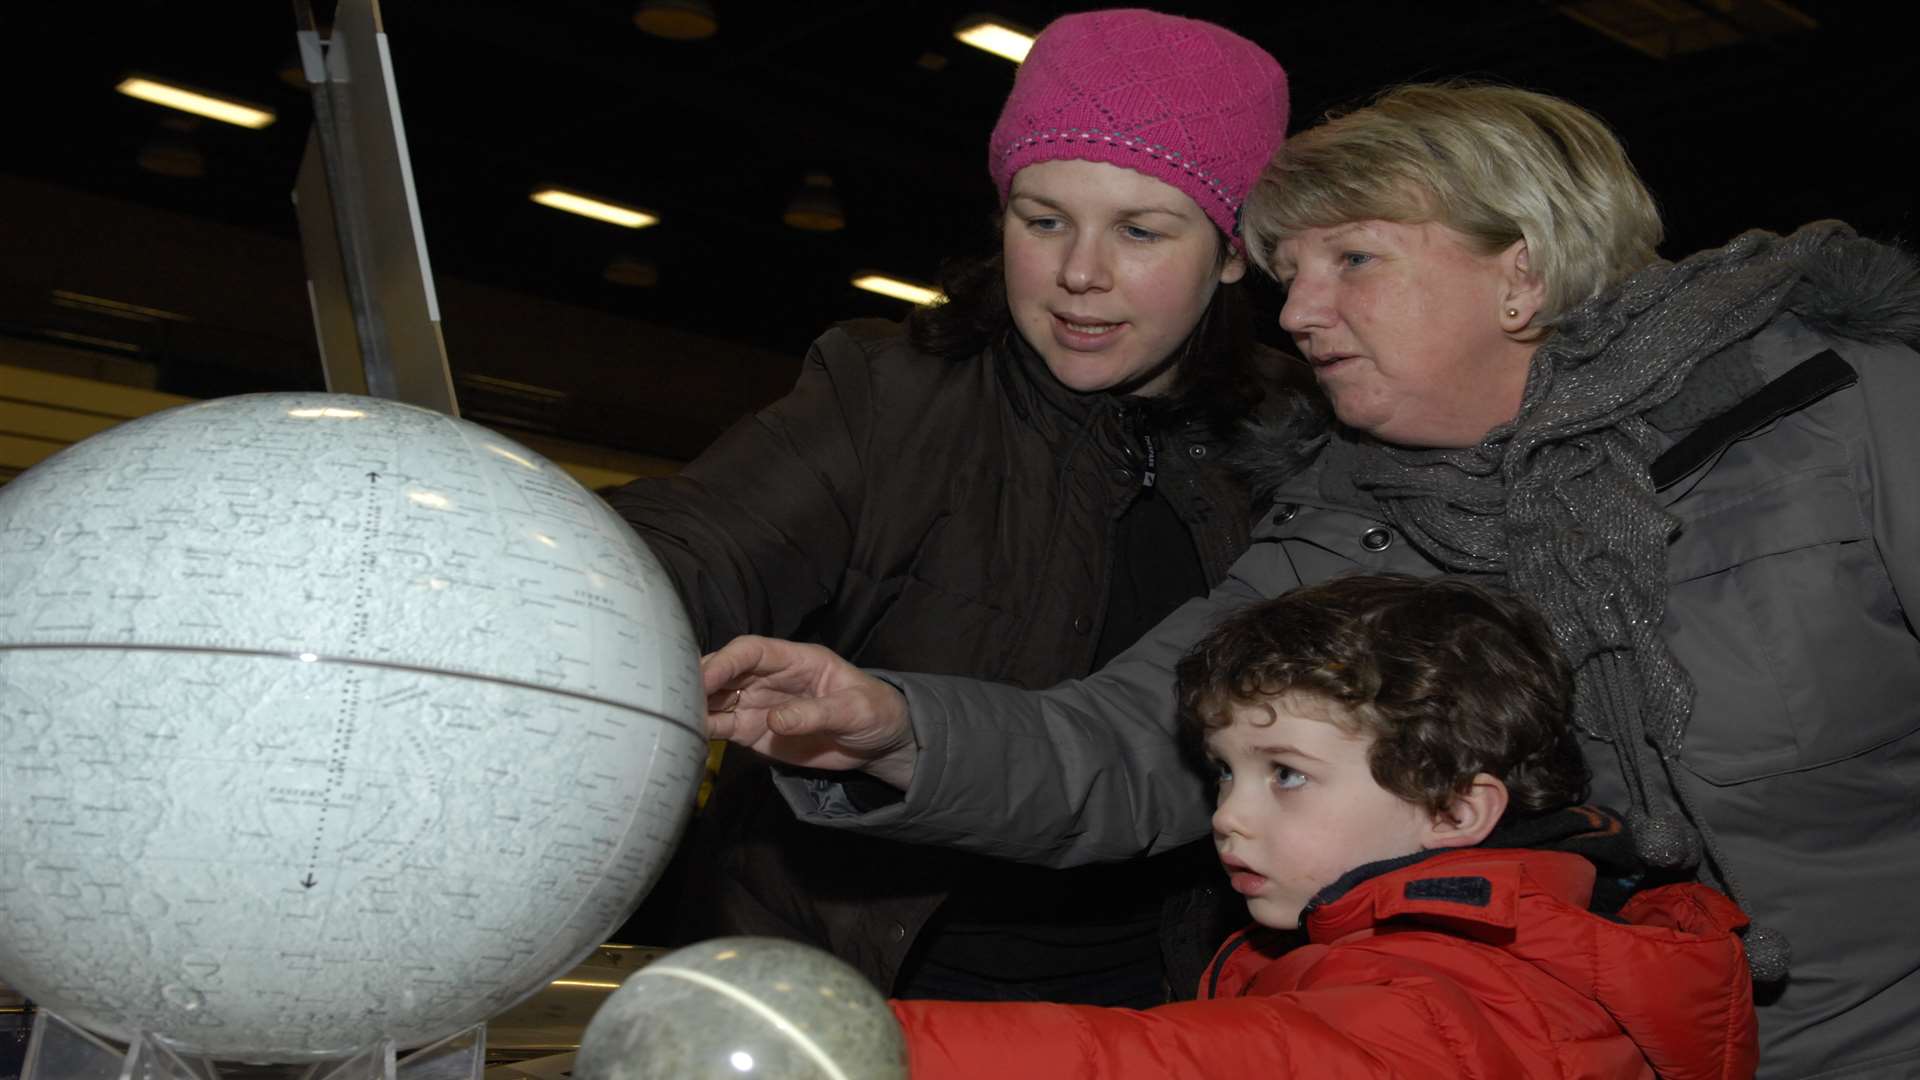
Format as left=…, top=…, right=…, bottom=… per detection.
left=1272, top=764, right=1307, bottom=790
left=1340, top=251, right=1373, bottom=269
left=1209, top=759, right=1232, bottom=785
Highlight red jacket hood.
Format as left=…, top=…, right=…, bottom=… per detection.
left=1211, top=847, right=1758, bottom=1080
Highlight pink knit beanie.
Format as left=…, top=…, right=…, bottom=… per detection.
left=988, top=9, right=1289, bottom=252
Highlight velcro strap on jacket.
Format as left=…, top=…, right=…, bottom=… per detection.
left=1649, top=349, right=1857, bottom=491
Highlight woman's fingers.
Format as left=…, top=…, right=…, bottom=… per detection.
left=699, top=635, right=822, bottom=741
left=693, top=635, right=918, bottom=788
left=768, top=682, right=905, bottom=747
left=701, top=635, right=829, bottom=694
left=765, top=682, right=917, bottom=788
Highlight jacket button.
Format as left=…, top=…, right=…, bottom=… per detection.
left=1188, top=444, right=1208, bottom=459
left=889, top=922, right=907, bottom=943
left=1112, top=467, right=1133, bottom=483
left=1360, top=526, right=1393, bottom=552
left=1073, top=615, right=1092, bottom=634
left=1272, top=503, right=1298, bottom=525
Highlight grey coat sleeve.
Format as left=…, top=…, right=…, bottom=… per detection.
left=773, top=536, right=1295, bottom=867
left=1851, top=335, right=1920, bottom=615
left=601, top=328, right=871, bottom=651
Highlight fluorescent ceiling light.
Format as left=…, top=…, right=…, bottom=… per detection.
left=115, top=77, right=275, bottom=129
left=851, top=273, right=944, bottom=306
left=530, top=188, right=659, bottom=228
left=954, top=17, right=1034, bottom=62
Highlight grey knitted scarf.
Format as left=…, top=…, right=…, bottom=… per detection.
left=1324, top=221, right=1858, bottom=980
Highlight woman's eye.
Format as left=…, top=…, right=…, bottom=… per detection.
left=1121, top=224, right=1160, bottom=242
left=1210, top=760, right=1233, bottom=785
left=1027, top=215, right=1066, bottom=233
left=1272, top=764, right=1307, bottom=790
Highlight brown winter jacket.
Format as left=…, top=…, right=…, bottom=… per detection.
left=603, top=318, right=1263, bottom=992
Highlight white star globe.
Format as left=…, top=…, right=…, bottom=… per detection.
left=0, top=393, right=707, bottom=1062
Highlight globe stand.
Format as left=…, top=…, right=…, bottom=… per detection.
left=20, top=1012, right=486, bottom=1080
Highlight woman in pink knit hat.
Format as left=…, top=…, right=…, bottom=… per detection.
left=604, top=9, right=1293, bottom=1007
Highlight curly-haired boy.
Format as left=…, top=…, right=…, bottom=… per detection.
left=893, top=575, right=1757, bottom=1078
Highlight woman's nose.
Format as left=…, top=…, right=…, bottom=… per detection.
left=1278, top=277, right=1331, bottom=334
left=1058, top=234, right=1111, bottom=293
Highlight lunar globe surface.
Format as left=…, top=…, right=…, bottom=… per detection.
left=0, top=393, right=708, bottom=1062
left=575, top=937, right=907, bottom=1080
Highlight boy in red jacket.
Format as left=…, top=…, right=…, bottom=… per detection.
left=892, top=575, right=1758, bottom=1079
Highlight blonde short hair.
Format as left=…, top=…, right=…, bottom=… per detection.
left=1244, top=82, right=1663, bottom=324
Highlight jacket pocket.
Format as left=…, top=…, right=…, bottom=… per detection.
left=1665, top=467, right=1920, bottom=785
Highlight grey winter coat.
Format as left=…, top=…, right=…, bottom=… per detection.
left=778, top=257, right=1920, bottom=1077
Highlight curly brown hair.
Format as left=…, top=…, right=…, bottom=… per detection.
left=1176, top=574, right=1589, bottom=817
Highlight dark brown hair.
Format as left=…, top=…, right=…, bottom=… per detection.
left=1176, top=574, right=1588, bottom=816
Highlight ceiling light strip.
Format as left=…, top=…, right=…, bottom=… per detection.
left=954, top=18, right=1035, bottom=62
left=851, top=274, right=944, bottom=306
left=530, top=188, right=659, bottom=228
left=115, top=76, right=275, bottom=129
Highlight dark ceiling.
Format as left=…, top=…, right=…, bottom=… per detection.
left=4, top=1, right=1915, bottom=463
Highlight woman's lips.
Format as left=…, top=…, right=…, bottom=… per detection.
left=1051, top=313, right=1127, bottom=350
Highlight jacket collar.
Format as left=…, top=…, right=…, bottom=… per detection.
left=996, top=328, right=1216, bottom=443
left=1304, top=847, right=1598, bottom=945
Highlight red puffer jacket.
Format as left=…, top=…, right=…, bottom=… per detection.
left=892, top=848, right=1757, bottom=1079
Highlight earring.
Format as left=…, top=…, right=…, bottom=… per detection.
left=1506, top=308, right=1520, bottom=319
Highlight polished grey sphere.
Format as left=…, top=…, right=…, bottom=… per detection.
left=575, top=937, right=907, bottom=1080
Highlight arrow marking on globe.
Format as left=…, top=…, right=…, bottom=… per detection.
left=299, top=466, right=385, bottom=889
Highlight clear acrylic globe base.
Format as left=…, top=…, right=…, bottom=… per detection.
left=20, top=1010, right=485, bottom=1080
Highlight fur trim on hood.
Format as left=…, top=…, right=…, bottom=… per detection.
left=1653, top=228, right=1920, bottom=430
left=1225, top=387, right=1331, bottom=502
left=1786, top=229, right=1920, bottom=347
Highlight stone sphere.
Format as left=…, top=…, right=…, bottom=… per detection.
left=575, top=937, right=906, bottom=1080
left=0, top=394, right=708, bottom=1061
